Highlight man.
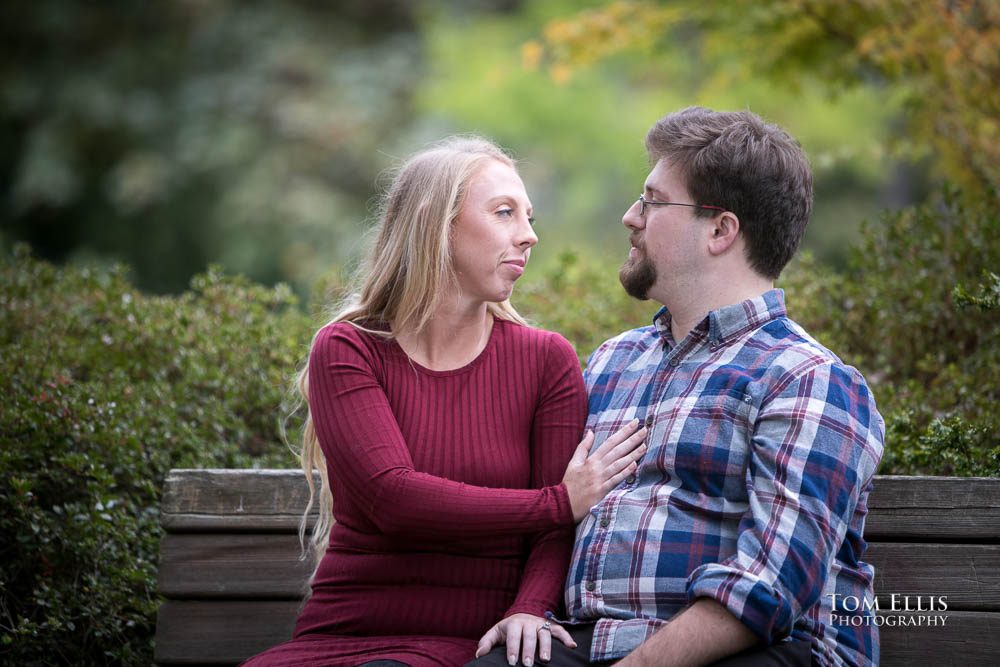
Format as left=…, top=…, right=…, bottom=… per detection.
left=472, top=107, right=883, bottom=667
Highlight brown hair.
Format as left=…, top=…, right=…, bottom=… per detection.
left=645, top=107, right=813, bottom=279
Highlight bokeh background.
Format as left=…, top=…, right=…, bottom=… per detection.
left=2, top=1, right=998, bottom=663
left=2, top=0, right=946, bottom=295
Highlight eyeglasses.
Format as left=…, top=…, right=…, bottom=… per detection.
left=635, top=194, right=726, bottom=217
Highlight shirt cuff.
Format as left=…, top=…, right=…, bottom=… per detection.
left=687, top=563, right=794, bottom=644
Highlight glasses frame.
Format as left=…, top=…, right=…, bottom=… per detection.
left=636, top=194, right=726, bottom=217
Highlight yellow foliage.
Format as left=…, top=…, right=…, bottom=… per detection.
left=551, top=63, right=574, bottom=84
left=528, top=0, right=1000, bottom=196
left=526, top=0, right=681, bottom=85
left=521, top=40, right=544, bottom=70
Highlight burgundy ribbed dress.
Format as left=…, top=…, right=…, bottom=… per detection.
left=243, top=318, right=586, bottom=667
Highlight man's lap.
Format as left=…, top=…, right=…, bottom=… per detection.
left=465, top=624, right=610, bottom=667
left=464, top=623, right=813, bottom=667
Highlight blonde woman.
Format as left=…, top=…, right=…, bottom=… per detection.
left=244, top=137, right=646, bottom=667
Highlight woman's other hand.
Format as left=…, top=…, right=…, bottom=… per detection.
left=474, top=613, right=576, bottom=665
left=562, top=420, right=647, bottom=521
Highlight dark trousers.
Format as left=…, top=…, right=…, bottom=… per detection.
left=464, top=623, right=813, bottom=667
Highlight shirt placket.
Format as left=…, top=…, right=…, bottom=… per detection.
left=583, top=341, right=684, bottom=622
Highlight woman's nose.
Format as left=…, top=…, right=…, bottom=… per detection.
left=516, top=216, right=538, bottom=248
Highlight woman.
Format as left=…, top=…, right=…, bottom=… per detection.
left=244, top=137, right=646, bottom=667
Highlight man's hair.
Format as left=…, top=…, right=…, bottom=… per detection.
left=645, top=107, right=813, bottom=279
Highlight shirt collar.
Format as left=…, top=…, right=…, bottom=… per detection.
left=652, top=289, right=787, bottom=349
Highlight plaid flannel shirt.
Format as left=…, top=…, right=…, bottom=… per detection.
left=564, top=290, right=884, bottom=667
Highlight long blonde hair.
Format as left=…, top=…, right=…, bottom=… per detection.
left=296, top=136, right=529, bottom=577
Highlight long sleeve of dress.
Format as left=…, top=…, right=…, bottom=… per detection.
left=308, top=323, right=576, bottom=540
left=505, top=334, right=586, bottom=617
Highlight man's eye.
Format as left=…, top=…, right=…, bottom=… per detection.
left=497, top=208, right=514, bottom=217
left=528, top=216, right=536, bottom=226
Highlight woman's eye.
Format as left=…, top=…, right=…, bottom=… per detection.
left=528, top=216, right=536, bottom=226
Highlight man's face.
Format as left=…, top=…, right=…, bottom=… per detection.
left=619, top=159, right=705, bottom=302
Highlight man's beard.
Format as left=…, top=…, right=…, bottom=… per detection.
left=619, top=250, right=657, bottom=300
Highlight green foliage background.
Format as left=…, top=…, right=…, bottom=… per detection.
left=1, top=247, right=310, bottom=662
left=1, top=0, right=998, bottom=664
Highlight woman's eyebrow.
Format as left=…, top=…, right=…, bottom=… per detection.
left=486, top=195, right=528, bottom=207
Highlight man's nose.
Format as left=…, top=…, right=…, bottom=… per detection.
left=622, top=198, right=644, bottom=231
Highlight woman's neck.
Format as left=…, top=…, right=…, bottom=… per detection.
left=394, top=300, right=494, bottom=371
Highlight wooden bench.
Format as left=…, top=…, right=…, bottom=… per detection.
left=154, top=470, right=1000, bottom=665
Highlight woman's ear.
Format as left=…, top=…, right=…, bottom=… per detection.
left=707, top=211, right=740, bottom=256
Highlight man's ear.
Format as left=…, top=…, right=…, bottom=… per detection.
left=707, top=211, right=740, bottom=256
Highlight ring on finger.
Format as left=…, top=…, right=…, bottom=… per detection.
left=538, top=620, right=552, bottom=633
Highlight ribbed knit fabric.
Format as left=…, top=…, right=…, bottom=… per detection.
left=243, top=318, right=585, bottom=667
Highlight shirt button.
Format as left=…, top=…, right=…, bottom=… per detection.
left=585, top=581, right=596, bottom=592
left=644, top=416, right=654, bottom=428
left=669, top=358, right=679, bottom=367
left=625, top=474, right=637, bottom=484
left=599, top=517, right=611, bottom=528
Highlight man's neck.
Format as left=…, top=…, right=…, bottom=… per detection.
left=660, top=276, right=774, bottom=344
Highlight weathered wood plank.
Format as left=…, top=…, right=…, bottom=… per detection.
left=154, top=600, right=299, bottom=665
left=869, top=544, right=1000, bottom=610
left=864, top=476, right=1000, bottom=540
left=162, top=471, right=1000, bottom=515
left=157, top=534, right=1000, bottom=611
left=157, top=533, right=313, bottom=599
left=868, top=476, right=1000, bottom=509
left=160, top=471, right=1000, bottom=539
left=878, top=610, right=1000, bottom=666
left=153, top=603, right=1000, bottom=666
left=160, top=469, right=319, bottom=533
left=863, top=510, right=1000, bottom=541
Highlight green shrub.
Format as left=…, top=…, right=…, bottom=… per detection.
left=778, top=189, right=999, bottom=476
left=0, top=246, right=310, bottom=664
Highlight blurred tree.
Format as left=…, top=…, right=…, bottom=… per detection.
left=526, top=0, right=999, bottom=197
left=0, top=0, right=424, bottom=293
left=1, top=0, right=915, bottom=293
left=416, top=0, right=909, bottom=271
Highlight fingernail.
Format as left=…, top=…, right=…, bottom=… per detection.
left=541, top=654, right=549, bottom=661
left=508, top=656, right=516, bottom=666
left=525, top=660, right=533, bottom=667
left=631, top=418, right=639, bottom=427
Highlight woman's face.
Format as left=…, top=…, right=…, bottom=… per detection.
left=451, top=159, right=537, bottom=304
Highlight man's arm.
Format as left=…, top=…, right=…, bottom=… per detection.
left=620, top=362, right=883, bottom=667
left=615, top=598, right=757, bottom=667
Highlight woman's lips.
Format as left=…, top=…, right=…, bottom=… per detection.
left=502, top=260, right=525, bottom=277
